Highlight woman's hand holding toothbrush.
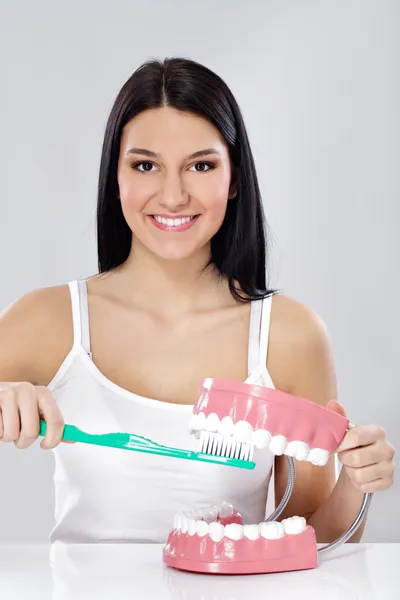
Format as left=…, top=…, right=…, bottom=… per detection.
left=0, top=382, right=69, bottom=449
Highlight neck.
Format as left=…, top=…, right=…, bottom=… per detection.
left=112, top=240, right=232, bottom=316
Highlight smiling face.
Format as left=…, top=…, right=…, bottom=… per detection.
left=117, top=106, right=236, bottom=261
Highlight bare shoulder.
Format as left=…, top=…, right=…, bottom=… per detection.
left=268, top=294, right=337, bottom=405
left=0, top=284, right=73, bottom=385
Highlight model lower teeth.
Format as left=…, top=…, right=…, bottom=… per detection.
left=173, top=503, right=307, bottom=541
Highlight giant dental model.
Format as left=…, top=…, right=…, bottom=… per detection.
left=163, top=378, right=372, bottom=574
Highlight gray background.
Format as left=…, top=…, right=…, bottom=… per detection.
left=0, top=0, right=398, bottom=543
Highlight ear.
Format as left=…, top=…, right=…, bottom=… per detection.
left=228, top=169, right=239, bottom=199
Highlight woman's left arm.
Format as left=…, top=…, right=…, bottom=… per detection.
left=271, top=297, right=395, bottom=544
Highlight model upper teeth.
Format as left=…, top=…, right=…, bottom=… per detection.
left=153, top=215, right=194, bottom=226
left=172, top=509, right=307, bottom=540
left=189, top=411, right=330, bottom=465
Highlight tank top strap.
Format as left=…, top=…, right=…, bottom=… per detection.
left=68, top=280, right=82, bottom=348
left=68, top=279, right=92, bottom=357
left=77, top=280, right=92, bottom=357
left=247, top=299, right=263, bottom=375
left=259, top=294, right=273, bottom=365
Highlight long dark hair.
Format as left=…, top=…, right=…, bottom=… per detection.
left=96, top=57, right=277, bottom=301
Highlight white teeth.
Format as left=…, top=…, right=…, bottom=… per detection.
left=260, top=521, right=285, bottom=540
left=269, top=435, right=288, bottom=455
left=196, top=520, right=209, bottom=537
left=205, top=412, right=220, bottom=432
left=181, top=513, right=189, bottom=534
left=200, top=506, right=219, bottom=523
left=286, top=441, right=310, bottom=461
left=225, top=523, right=244, bottom=541
left=218, top=415, right=235, bottom=436
left=253, top=429, right=271, bottom=449
left=173, top=513, right=182, bottom=530
left=218, top=501, right=234, bottom=518
left=308, top=448, right=330, bottom=466
left=191, top=413, right=329, bottom=464
left=154, top=215, right=192, bottom=226
left=174, top=510, right=306, bottom=542
left=209, top=521, right=225, bottom=542
left=189, top=411, right=206, bottom=433
left=188, top=518, right=197, bottom=536
left=244, top=524, right=261, bottom=540
left=282, top=516, right=307, bottom=535
left=234, top=420, right=253, bottom=443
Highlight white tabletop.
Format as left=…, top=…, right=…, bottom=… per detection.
left=0, top=542, right=397, bottom=599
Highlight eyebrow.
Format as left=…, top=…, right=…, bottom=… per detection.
left=126, top=147, right=222, bottom=160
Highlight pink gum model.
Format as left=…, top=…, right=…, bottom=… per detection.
left=163, top=508, right=317, bottom=574
left=189, top=378, right=349, bottom=465
left=164, top=378, right=355, bottom=575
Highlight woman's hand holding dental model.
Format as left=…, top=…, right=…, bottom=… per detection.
left=328, top=399, right=395, bottom=493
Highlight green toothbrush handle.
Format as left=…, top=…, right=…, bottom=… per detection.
left=39, top=420, right=154, bottom=447
left=38, top=420, right=255, bottom=470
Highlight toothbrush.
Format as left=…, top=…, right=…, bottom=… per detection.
left=38, top=419, right=255, bottom=470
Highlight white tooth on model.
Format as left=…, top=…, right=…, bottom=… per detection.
left=286, top=441, right=310, bottom=461
left=260, top=521, right=285, bottom=540
left=269, top=435, right=288, bottom=455
left=188, top=518, right=197, bottom=536
left=282, top=516, right=307, bottom=535
left=244, top=524, right=261, bottom=540
left=173, top=513, right=182, bottom=530
left=200, top=506, right=218, bottom=523
left=180, top=513, right=189, bottom=534
left=209, top=521, right=225, bottom=543
left=218, top=501, right=234, bottom=518
left=218, top=416, right=234, bottom=436
left=234, top=420, right=253, bottom=443
left=253, top=429, right=271, bottom=450
left=192, top=411, right=207, bottom=432
left=308, top=448, right=330, bottom=466
left=196, top=520, right=210, bottom=537
left=225, top=523, right=244, bottom=541
left=205, top=412, right=220, bottom=432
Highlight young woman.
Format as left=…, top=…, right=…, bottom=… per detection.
left=0, top=58, right=394, bottom=544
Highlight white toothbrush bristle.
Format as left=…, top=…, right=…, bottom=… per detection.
left=198, top=432, right=254, bottom=462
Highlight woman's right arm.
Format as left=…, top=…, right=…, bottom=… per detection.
left=0, top=286, right=72, bottom=449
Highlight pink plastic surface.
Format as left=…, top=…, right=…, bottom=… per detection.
left=195, top=378, right=349, bottom=453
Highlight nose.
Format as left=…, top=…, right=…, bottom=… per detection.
left=159, top=172, right=189, bottom=210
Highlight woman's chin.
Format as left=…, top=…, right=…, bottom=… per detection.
left=147, top=241, right=208, bottom=263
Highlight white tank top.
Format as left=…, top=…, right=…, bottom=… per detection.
left=47, top=280, right=277, bottom=543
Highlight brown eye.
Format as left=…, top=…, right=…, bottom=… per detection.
left=190, top=162, right=215, bottom=172
left=133, top=162, right=156, bottom=172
